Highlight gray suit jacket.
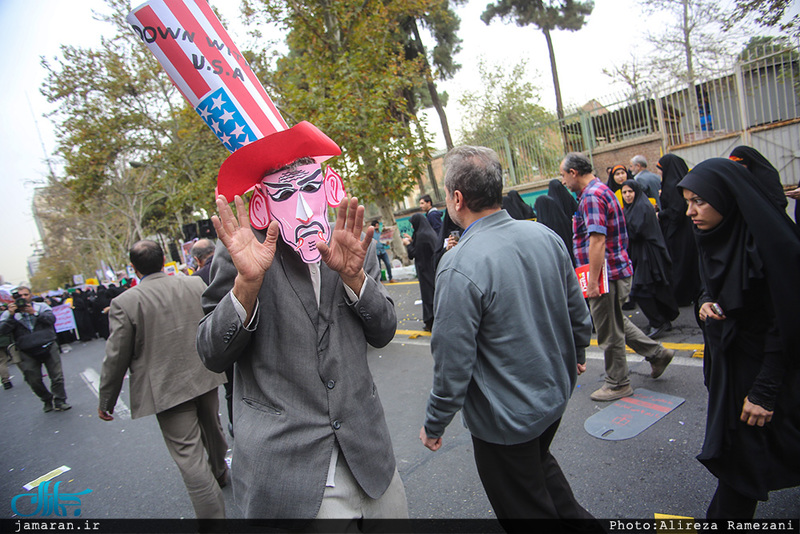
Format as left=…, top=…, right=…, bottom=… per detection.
left=99, top=272, right=226, bottom=418
left=197, top=237, right=397, bottom=519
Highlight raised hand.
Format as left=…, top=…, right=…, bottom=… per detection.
left=212, top=195, right=280, bottom=284
left=317, top=196, right=372, bottom=291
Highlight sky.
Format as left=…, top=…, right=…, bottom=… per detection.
left=0, top=0, right=780, bottom=287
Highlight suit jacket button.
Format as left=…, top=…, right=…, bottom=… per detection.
left=332, top=420, right=341, bottom=430
left=327, top=380, right=335, bottom=389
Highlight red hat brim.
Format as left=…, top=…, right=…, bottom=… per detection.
left=217, top=121, right=341, bottom=200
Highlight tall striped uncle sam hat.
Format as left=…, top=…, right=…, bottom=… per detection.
left=127, top=0, right=342, bottom=200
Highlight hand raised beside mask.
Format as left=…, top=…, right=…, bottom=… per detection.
left=212, top=194, right=373, bottom=295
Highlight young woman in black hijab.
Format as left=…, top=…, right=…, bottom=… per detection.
left=547, top=178, right=577, bottom=218
left=403, top=213, right=438, bottom=331
left=729, top=146, right=788, bottom=211
left=501, top=189, right=535, bottom=220
left=657, top=154, right=701, bottom=306
left=534, top=194, right=575, bottom=266
left=606, top=164, right=632, bottom=206
left=620, top=180, right=679, bottom=338
left=677, top=158, right=800, bottom=519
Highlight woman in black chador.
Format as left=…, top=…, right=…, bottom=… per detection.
left=677, top=158, right=800, bottom=519
left=534, top=195, right=575, bottom=266
left=657, top=154, right=700, bottom=306
left=403, top=213, right=438, bottom=331
left=729, top=145, right=788, bottom=211
left=501, top=190, right=535, bottom=220
left=620, top=180, right=679, bottom=338
left=547, top=178, right=577, bottom=219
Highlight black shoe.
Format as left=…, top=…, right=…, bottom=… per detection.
left=54, top=401, right=72, bottom=411
left=43, top=401, right=54, bottom=413
left=646, top=322, right=671, bottom=339
left=2, top=381, right=11, bottom=390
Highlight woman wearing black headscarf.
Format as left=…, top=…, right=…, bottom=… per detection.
left=534, top=195, right=575, bottom=266
left=547, top=178, right=577, bottom=218
left=403, top=213, right=438, bottom=331
left=501, top=190, right=535, bottom=220
left=677, top=158, right=800, bottom=519
left=657, top=154, right=700, bottom=306
left=620, top=180, right=679, bottom=338
left=729, top=146, right=788, bottom=211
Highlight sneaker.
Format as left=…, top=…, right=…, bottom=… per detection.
left=649, top=349, right=674, bottom=379
left=43, top=401, right=54, bottom=413
left=54, top=402, right=72, bottom=411
left=2, top=380, right=11, bottom=390
left=590, top=384, right=634, bottom=402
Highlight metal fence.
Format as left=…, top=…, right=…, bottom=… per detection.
left=414, top=40, right=800, bottom=197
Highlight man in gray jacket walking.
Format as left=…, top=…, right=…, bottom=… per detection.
left=420, top=146, right=595, bottom=522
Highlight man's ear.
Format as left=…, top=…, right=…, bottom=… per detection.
left=452, top=190, right=464, bottom=212
left=249, top=186, right=271, bottom=229
left=324, top=166, right=346, bottom=206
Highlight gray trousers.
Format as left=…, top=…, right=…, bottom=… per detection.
left=314, top=450, right=408, bottom=521
left=0, top=349, right=10, bottom=383
left=16, top=344, right=66, bottom=403
left=588, top=276, right=665, bottom=387
left=155, top=388, right=228, bottom=519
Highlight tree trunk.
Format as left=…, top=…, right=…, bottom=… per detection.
left=683, top=0, right=702, bottom=134
left=411, top=19, right=454, bottom=151
left=543, top=27, right=570, bottom=151
left=413, top=115, right=442, bottom=201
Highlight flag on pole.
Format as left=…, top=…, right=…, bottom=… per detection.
left=128, top=0, right=341, bottom=199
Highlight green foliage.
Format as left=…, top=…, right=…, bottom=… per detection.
left=481, top=0, right=594, bottom=31
left=481, top=0, right=594, bottom=120
left=458, top=59, right=562, bottom=182
left=242, top=0, right=436, bottom=207
left=40, top=0, right=227, bottom=258
left=459, top=59, right=554, bottom=138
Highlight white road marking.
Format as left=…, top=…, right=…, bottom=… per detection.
left=23, top=465, right=71, bottom=490
left=80, top=368, right=131, bottom=419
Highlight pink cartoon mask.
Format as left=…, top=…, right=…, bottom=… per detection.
left=248, top=163, right=345, bottom=263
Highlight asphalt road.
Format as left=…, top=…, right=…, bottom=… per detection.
left=1, top=280, right=798, bottom=521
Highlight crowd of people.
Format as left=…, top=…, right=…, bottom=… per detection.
left=2, top=143, right=798, bottom=527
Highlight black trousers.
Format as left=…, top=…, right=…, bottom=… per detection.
left=472, top=419, right=594, bottom=522
left=706, top=479, right=758, bottom=519
left=633, top=296, right=668, bottom=328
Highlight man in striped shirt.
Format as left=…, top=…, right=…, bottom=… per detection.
left=560, top=153, right=674, bottom=401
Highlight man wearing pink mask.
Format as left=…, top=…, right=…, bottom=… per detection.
left=196, top=131, right=407, bottom=522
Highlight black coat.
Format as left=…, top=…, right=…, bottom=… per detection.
left=658, top=154, right=700, bottom=306
left=407, top=213, right=437, bottom=324
left=622, top=180, right=679, bottom=322
left=678, top=158, right=800, bottom=500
